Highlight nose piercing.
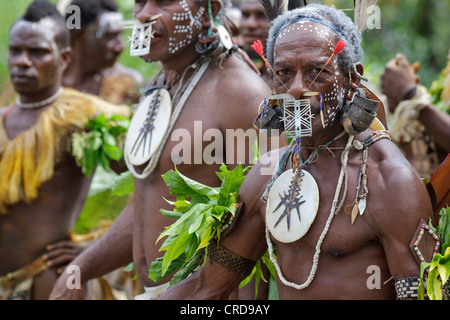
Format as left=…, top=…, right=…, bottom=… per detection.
left=124, top=14, right=161, bottom=57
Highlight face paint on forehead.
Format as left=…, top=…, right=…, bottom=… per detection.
left=11, top=20, right=60, bottom=56
left=168, top=0, right=205, bottom=54
left=275, top=20, right=335, bottom=45
left=273, top=20, right=339, bottom=61
left=96, top=12, right=124, bottom=39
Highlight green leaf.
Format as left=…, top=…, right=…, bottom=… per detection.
left=111, top=171, right=134, bottom=196
left=162, top=168, right=218, bottom=199
left=438, top=207, right=450, bottom=247
left=197, top=224, right=214, bottom=250
left=189, top=209, right=208, bottom=234
left=437, top=247, right=450, bottom=285
left=160, top=209, right=184, bottom=221
left=148, top=163, right=251, bottom=286
left=162, top=231, right=192, bottom=276
left=102, top=144, right=121, bottom=160
left=149, top=254, right=186, bottom=283
left=169, top=250, right=205, bottom=286
left=161, top=203, right=210, bottom=237
left=419, top=261, right=430, bottom=300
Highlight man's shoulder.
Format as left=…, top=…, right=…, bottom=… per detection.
left=365, top=134, right=431, bottom=211
left=215, top=55, right=269, bottom=87
left=104, top=64, right=144, bottom=85
left=62, top=87, right=130, bottom=118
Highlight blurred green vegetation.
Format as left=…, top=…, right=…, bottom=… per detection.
left=1, top=0, right=449, bottom=91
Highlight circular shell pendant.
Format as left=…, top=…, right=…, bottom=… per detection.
left=266, top=169, right=320, bottom=243
left=125, top=88, right=171, bottom=166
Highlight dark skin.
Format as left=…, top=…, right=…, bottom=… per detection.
left=380, top=53, right=450, bottom=160
left=63, top=10, right=143, bottom=104
left=240, top=0, right=271, bottom=86
left=160, top=22, right=434, bottom=300
left=0, top=18, right=88, bottom=300
left=49, top=0, right=272, bottom=299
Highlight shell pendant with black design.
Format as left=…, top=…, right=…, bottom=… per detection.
left=266, top=169, right=319, bottom=243
left=125, top=88, right=171, bottom=166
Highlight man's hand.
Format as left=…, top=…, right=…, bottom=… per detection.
left=49, top=267, right=86, bottom=300
left=44, top=240, right=86, bottom=272
left=380, top=53, right=420, bottom=112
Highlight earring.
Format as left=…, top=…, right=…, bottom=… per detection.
left=195, top=24, right=236, bottom=57
left=253, top=98, right=284, bottom=135
left=339, top=88, right=379, bottom=135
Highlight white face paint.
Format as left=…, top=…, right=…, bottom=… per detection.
left=96, top=12, right=124, bottom=39
left=168, top=0, right=205, bottom=54
left=13, top=19, right=60, bottom=57
left=274, top=20, right=347, bottom=129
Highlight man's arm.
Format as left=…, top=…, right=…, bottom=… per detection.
left=367, top=149, right=434, bottom=297
left=419, top=104, right=450, bottom=153
left=49, top=203, right=134, bottom=299
left=380, top=53, right=450, bottom=153
left=160, top=159, right=270, bottom=299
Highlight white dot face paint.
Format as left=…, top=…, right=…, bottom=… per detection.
left=273, top=20, right=347, bottom=131
left=168, top=0, right=205, bottom=54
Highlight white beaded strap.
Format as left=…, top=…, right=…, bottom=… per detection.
left=265, top=134, right=354, bottom=289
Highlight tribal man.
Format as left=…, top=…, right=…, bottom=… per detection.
left=0, top=0, right=129, bottom=299
left=62, top=0, right=143, bottom=105
left=159, top=3, right=435, bottom=300
left=50, top=0, right=272, bottom=299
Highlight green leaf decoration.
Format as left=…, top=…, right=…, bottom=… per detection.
left=110, top=171, right=134, bottom=196
left=148, top=164, right=250, bottom=285
left=69, top=113, right=130, bottom=176
left=419, top=207, right=450, bottom=300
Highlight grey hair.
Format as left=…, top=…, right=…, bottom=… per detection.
left=265, top=3, right=363, bottom=73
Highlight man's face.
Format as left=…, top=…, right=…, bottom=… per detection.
left=85, top=11, right=125, bottom=69
left=273, top=21, right=348, bottom=132
left=8, top=18, right=62, bottom=95
left=134, top=0, right=206, bottom=62
left=240, top=0, right=269, bottom=57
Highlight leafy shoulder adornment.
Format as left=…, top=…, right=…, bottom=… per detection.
left=69, top=114, right=130, bottom=176
left=149, top=163, right=250, bottom=286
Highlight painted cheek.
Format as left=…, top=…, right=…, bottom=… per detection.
left=322, top=72, right=345, bottom=125
left=168, top=0, right=205, bottom=54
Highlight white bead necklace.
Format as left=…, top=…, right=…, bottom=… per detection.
left=16, top=87, right=63, bottom=109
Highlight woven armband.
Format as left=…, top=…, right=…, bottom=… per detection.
left=394, top=276, right=420, bottom=300
left=208, top=244, right=255, bottom=276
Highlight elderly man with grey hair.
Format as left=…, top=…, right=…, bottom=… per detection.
left=160, top=3, right=434, bottom=300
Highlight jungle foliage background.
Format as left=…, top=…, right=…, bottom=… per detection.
left=0, top=0, right=449, bottom=233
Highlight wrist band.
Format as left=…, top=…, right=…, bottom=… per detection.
left=401, top=86, right=417, bottom=101
left=208, top=243, right=255, bottom=276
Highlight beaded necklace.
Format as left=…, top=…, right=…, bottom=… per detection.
left=265, top=129, right=392, bottom=290
left=16, top=87, right=63, bottom=109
